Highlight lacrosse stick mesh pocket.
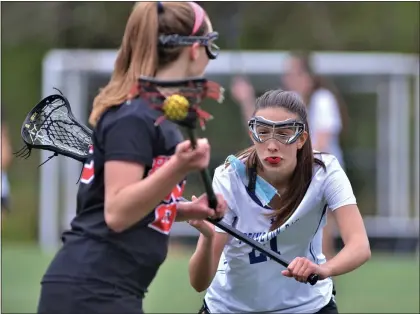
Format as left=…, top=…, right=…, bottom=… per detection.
left=17, top=94, right=92, bottom=162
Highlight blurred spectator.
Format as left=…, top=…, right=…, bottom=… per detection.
left=230, top=75, right=257, bottom=129
left=1, top=112, right=13, bottom=218
left=230, top=52, right=350, bottom=261
left=282, top=52, right=348, bottom=167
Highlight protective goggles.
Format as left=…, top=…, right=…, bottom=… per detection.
left=248, top=116, right=305, bottom=145
left=158, top=32, right=220, bottom=60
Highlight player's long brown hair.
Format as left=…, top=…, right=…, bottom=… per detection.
left=89, top=2, right=209, bottom=126
left=234, top=90, right=326, bottom=231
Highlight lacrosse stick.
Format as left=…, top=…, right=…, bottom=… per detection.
left=15, top=90, right=92, bottom=164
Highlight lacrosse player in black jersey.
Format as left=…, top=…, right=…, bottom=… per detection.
left=37, top=2, right=226, bottom=313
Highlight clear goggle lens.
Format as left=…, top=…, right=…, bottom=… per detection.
left=249, top=117, right=305, bottom=145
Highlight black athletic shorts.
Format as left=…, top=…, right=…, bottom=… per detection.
left=37, top=281, right=144, bottom=314
left=198, top=297, right=338, bottom=314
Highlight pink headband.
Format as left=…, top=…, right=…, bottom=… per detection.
left=188, top=2, right=205, bottom=35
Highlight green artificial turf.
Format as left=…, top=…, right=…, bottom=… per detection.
left=2, top=243, right=419, bottom=313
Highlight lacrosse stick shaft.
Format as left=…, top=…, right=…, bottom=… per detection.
left=206, top=218, right=319, bottom=286
left=186, top=128, right=218, bottom=210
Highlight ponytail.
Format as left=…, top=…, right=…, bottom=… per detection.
left=89, top=2, right=160, bottom=127
left=127, top=2, right=159, bottom=77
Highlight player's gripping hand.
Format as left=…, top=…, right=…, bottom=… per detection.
left=281, top=257, right=331, bottom=283
left=174, top=139, right=210, bottom=173
left=187, top=195, right=226, bottom=238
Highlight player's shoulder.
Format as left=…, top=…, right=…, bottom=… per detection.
left=213, top=162, right=236, bottom=186
left=104, top=98, right=153, bottom=122
left=97, top=98, right=158, bottom=133
left=213, top=157, right=246, bottom=192
left=213, top=157, right=252, bottom=212
left=313, top=152, right=343, bottom=176
left=304, top=153, right=343, bottom=200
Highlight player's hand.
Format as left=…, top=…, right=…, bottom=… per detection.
left=230, top=76, right=255, bottom=105
left=187, top=194, right=227, bottom=238
left=174, top=139, right=210, bottom=173
left=281, top=257, right=330, bottom=283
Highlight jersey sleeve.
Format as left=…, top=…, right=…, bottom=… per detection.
left=212, top=166, right=238, bottom=233
left=323, top=157, right=357, bottom=211
left=102, top=115, right=154, bottom=166
left=310, top=90, right=342, bottom=134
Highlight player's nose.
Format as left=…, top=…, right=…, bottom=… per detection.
left=267, top=140, right=280, bottom=152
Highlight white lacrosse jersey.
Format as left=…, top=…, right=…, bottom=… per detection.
left=205, top=153, right=357, bottom=313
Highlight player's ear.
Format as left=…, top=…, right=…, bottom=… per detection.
left=248, top=130, right=256, bottom=144
left=296, top=131, right=308, bottom=150
left=189, top=42, right=200, bottom=61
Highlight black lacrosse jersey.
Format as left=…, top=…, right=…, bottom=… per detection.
left=41, top=96, right=185, bottom=298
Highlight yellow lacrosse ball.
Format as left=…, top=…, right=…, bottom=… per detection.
left=163, top=94, right=189, bottom=120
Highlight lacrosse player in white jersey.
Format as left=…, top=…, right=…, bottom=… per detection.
left=188, top=89, right=371, bottom=314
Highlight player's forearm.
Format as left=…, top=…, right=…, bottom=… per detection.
left=189, top=235, right=216, bottom=292
left=321, top=235, right=371, bottom=277
left=175, top=201, right=193, bottom=222
left=105, top=157, right=186, bottom=232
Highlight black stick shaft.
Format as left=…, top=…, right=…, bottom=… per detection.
left=205, top=218, right=319, bottom=286
left=186, top=128, right=218, bottom=209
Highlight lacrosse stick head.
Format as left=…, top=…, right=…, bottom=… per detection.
left=16, top=93, right=93, bottom=163
left=130, top=76, right=224, bottom=130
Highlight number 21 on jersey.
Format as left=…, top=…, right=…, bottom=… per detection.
left=248, top=238, right=281, bottom=264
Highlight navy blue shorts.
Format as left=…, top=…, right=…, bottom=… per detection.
left=37, top=281, right=143, bottom=314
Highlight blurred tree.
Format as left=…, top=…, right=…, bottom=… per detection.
left=1, top=2, right=418, bottom=52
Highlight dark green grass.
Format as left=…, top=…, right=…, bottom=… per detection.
left=1, top=243, right=419, bottom=313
